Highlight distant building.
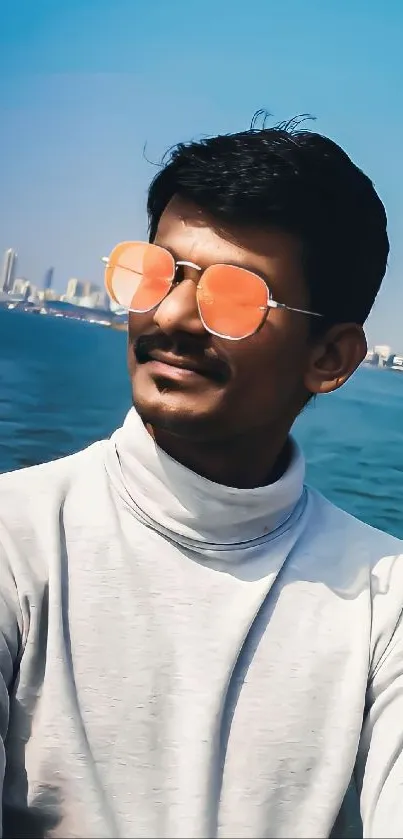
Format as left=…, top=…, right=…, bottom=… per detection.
left=64, top=279, right=107, bottom=310
left=81, top=281, right=99, bottom=298
left=39, top=287, right=59, bottom=302
left=65, top=278, right=85, bottom=299
left=1, top=248, right=17, bottom=292
left=80, top=289, right=109, bottom=310
left=12, top=278, right=31, bottom=301
left=374, top=345, right=391, bottom=364
left=43, top=267, right=54, bottom=292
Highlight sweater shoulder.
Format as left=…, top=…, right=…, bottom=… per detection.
left=0, top=441, right=108, bottom=532
left=306, top=485, right=403, bottom=558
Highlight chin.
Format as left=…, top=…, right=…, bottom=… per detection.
left=131, top=377, right=226, bottom=441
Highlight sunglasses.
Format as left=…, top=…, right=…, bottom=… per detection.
left=102, top=241, right=322, bottom=341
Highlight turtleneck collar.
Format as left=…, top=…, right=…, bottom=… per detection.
left=105, top=407, right=305, bottom=548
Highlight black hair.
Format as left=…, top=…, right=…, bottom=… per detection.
left=147, top=115, right=389, bottom=328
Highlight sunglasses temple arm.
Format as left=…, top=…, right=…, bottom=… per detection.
left=289, top=306, right=323, bottom=317
left=269, top=300, right=322, bottom=318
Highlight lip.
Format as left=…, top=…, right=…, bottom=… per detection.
left=146, top=353, right=218, bottom=380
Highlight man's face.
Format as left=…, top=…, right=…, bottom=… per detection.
left=127, top=197, right=315, bottom=442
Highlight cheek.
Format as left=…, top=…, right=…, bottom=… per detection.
left=223, top=320, right=309, bottom=395
left=255, top=315, right=310, bottom=371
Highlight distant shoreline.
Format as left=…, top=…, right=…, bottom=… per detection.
left=0, top=299, right=128, bottom=331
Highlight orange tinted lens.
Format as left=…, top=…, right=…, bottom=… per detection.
left=105, top=242, right=174, bottom=311
left=197, top=265, right=268, bottom=338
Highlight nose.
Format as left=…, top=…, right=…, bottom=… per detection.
left=152, top=277, right=205, bottom=336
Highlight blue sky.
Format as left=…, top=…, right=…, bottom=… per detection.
left=1, top=0, right=402, bottom=348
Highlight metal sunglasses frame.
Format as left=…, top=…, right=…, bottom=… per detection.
left=102, top=244, right=323, bottom=342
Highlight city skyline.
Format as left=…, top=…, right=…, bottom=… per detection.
left=0, top=247, right=101, bottom=295
left=0, top=245, right=108, bottom=311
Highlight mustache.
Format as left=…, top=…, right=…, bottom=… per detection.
left=133, top=332, right=230, bottom=382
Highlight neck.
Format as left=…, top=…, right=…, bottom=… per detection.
left=149, top=425, right=291, bottom=489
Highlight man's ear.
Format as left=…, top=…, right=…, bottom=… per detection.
left=304, top=324, right=367, bottom=395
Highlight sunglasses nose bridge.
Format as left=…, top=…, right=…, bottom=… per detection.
left=175, top=259, right=202, bottom=272
left=173, top=261, right=203, bottom=289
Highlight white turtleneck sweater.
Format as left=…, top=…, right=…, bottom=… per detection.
left=0, top=408, right=403, bottom=839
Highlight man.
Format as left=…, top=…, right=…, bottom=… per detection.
left=0, top=121, right=402, bottom=839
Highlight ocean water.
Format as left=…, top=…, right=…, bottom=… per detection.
left=1, top=307, right=403, bottom=538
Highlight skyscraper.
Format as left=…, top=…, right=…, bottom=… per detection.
left=66, top=278, right=85, bottom=299
left=1, top=248, right=17, bottom=293
left=43, top=267, right=54, bottom=292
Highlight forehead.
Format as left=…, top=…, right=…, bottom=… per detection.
left=155, top=196, right=306, bottom=292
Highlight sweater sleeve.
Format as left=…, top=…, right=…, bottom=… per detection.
left=356, top=611, right=403, bottom=838
left=0, top=533, right=24, bottom=839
